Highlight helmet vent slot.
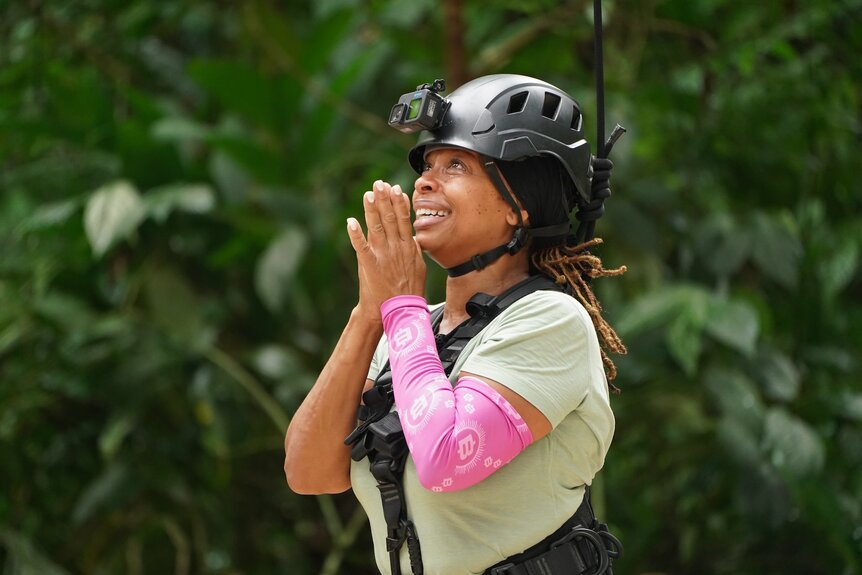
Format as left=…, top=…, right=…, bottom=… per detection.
left=541, top=92, right=562, bottom=119
left=507, top=91, right=529, bottom=114
left=570, top=106, right=582, bottom=131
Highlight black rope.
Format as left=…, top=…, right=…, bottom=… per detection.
left=594, top=0, right=606, bottom=154
left=574, top=0, right=626, bottom=246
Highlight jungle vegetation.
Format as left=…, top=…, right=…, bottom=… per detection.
left=1, top=1, right=860, bottom=573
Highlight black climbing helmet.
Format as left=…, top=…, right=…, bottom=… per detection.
left=408, top=74, right=592, bottom=208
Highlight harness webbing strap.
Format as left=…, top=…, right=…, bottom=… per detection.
left=346, top=276, right=562, bottom=575
left=347, top=275, right=626, bottom=574
left=483, top=485, right=622, bottom=575
left=346, top=277, right=624, bottom=574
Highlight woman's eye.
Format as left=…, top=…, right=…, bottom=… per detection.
left=449, top=159, right=465, bottom=170
left=421, top=163, right=432, bottom=173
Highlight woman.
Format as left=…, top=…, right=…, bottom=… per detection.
left=284, top=74, right=626, bottom=575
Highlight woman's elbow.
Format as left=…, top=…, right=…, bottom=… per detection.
left=284, top=458, right=351, bottom=495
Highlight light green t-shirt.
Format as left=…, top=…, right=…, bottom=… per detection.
left=349, top=289, right=615, bottom=575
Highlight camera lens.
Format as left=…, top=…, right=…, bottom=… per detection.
left=389, top=104, right=405, bottom=124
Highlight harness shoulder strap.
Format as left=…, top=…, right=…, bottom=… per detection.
left=441, top=275, right=563, bottom=373
left=345, top=275, right=563, bottom=575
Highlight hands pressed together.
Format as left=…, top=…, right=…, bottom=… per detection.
left=347, top=180, right=426, bottom=322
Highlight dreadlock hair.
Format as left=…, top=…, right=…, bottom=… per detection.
left=496, top=155, right=627, bottom=392
left=531, top=237, right=627, bottom=393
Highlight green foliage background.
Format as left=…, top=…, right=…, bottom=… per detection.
left=1, top=1, right=860, bottom=574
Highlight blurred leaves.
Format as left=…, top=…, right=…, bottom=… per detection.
left=1, top=0, right=861, bottom=574
left=0, top=528, right=72, bottom=575
left=255, top=227, right=309, bottom=313
left=763, top=408, right=826, bottom=477
left=618, top=285, right=760, bottom=373
left=84, top=181, right=146, bottom=257
left=143, top=184, right=215, bottom=223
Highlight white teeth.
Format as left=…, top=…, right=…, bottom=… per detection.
left=416, top=209, right=450, bottom=217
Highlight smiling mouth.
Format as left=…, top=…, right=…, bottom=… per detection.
left=414, top=209, right=451, bottom=218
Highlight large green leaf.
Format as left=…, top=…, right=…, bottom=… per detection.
left=757, top=348, right=801, bottom=402
left=703, top=367, right=764, bottom=432
left=98, top=413, right=137, bottom=461
left=16, top=198, right=82, bottom=233
left=142, top=183, right=216, bottom=223
left=748, top=212, right=802, bottom=290
left=762, top=407, right=825, bottom=477
left=818, top=235, right=859, bottom=299
left=704, top=297, right=759, bottom=356
left=83, top=180, right=146, bottom=257
left=255, top=227, right=309, bottom=313
left=841, top=393, right=862, bottom=422
left=716, top=415, right=760, bottom=467
left=208, top=149, right=253, bottom=203
left=150, top=116, right=212, bottom=143
left=31, top=292, right=95, bottom=333
left=616, top=285, right=696, bottom=336
left=666, top=310, right=704, bottom=375
left=693, top=212, right=751, bottom=279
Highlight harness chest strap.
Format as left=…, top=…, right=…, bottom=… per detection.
left=347, top=277, right=558, bottom=574
left=345, top=276, right=621, bottom=574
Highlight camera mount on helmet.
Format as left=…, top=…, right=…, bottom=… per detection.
left=388, top=79, right=450, bottom=134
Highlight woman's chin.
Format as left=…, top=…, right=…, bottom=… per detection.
left=414, top=237, right=450, bottom=269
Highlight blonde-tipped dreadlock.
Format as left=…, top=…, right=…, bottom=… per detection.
left=531, top=237, right=627, bottom=392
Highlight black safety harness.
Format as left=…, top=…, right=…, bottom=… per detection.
left=344, top=275, right=622, bottom=575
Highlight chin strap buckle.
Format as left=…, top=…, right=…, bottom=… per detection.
left=471, top=253, right=488, bottom=271
left=506, top=227, right=529, bottom=255
left=446, top=228, right=529, bottom=277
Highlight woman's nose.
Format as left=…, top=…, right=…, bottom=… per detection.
left=413, top=172, right=438, bottom=195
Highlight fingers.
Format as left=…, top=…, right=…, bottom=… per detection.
left=373, top=180, right=403, bottom=242
left=363, top=189, right=384, bottom=247
left=366, top=180, right=412, bottom=245
left=394, top=186, right=414, bottom=241
left=346, top=217, right=370, bottom=258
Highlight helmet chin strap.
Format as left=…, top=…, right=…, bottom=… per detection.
left=445, top=161, right=570, bottom=278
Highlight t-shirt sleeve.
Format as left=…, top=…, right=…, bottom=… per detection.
left=459, top=290, right=598, bottom=428
left=366, top=335, right=388, bottom=381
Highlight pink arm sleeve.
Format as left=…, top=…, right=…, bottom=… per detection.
left=381, top=295, right=533, bottom=492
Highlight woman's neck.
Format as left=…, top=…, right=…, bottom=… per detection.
left=438, top=254, right=530, bottom=334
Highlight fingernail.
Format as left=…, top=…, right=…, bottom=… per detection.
left=347, top=218, right=359, bottom=231
left=374, top=180, right=383, bottom=192
left=393, top=185, right=402, bottom=195
left=364, top=191, right=374, bottom=203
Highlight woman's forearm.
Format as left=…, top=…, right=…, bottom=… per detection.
left=381, top=296, right=532, bottom=492
left=284, top=308, right=383, bottom=494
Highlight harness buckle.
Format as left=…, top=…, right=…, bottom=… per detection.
left=386, top=529, right=408, bottom=553
left=550, top=526, right=608, bottom=575
left=487, top=562, right=515, bottom=575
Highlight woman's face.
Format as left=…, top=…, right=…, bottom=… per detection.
left=412, top=148, right=520, bottom=268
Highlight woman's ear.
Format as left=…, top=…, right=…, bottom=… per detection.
left=496, top=165, right=530, bottom=228
left=506, top=208, right=530, bottom=227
